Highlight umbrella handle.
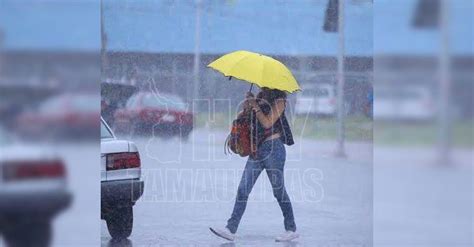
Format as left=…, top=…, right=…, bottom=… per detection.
left=242, top=84, right=254, bottom=115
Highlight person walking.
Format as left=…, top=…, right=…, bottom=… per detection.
left=210, top=87, right=298, bottom=242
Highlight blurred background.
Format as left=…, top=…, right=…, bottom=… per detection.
left=374, top=0, right=473, bottom=246
left=101, top=0, right=373, bottom=148
left=0, top=0, right=471, bottom=246
left=0, top=0, right=100, bottom=246
left=101, top=0, right=373, bottom=246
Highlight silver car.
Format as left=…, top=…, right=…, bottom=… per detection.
left=101, top=117, right=144, bottom=240
left=0, top=127, right=71, bottom=246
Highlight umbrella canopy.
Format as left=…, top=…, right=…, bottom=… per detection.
left=207, top=50, right=300, bottom=93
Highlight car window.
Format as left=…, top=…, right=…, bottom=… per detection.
left=142, top=94, right=166, bottom=108
left=101, top=121, right=113, bottom=139
left=71, top=95, right=100, bottom=113
left=142, top=94, right=187, bottom=111
left=39, top=94, right=100, bottom=113
left=39, top=96, right=65, bottom=113
left=126, top=94, right=139, bottom=109
left=164, top=95, right=187, bottom=111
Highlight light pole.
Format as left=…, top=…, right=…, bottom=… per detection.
left=437, top=0, right=451, bottom=165
left=192, top=0, right=202, bottom=104
left=101, top=0, right=108, bottom=83
left=323, top=0, right=347, bottom=157
left=335, top=0, right=346, bottom=157
left=413, top=0, right=452, bottom=165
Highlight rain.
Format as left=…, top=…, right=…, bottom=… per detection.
left=0, top=0, right=472, bottom=246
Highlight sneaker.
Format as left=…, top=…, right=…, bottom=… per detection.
left=275, top=230, right=299, bottom=242
left=209, top=227, right=235, bottom=241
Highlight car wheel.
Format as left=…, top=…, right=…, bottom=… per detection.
left=4, top=219, right=51, bottom=247
left=106, top=206, right=133, bottom=240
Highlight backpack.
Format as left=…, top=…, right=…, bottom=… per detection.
left=224, top=111, right=256, bottom=157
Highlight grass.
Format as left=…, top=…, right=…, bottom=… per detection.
left=374, top=120, right=473, bottom=148
left=195, top=112, right=373, bottom=142
left=195, top=112, right=473, bottom=147
left=292, top=115, right=373, bottom=142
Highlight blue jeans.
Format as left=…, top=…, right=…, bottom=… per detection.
left=226, top=138, right=296, bottom=233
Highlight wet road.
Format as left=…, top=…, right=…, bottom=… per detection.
left=53, top=142, right=101, bottom=246
left=101, top=129, right=373, bottom=246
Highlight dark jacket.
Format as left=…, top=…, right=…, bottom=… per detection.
left=251, top=98, right=294, bottom=148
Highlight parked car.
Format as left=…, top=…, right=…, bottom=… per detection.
left=295, top=84, right=338, bottom=116
left=0, top=127, right=71, bottom=247
left=101, top=117, right=144, bottom=240
left=374, top=85, right=436, bottom=121
left=113, top=92, right=193, bottom=139
left=101, top=82, right=138, bottom=126
left=16, top=93, right=100, bottom=140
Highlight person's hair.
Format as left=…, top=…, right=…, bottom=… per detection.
left=257, top=87, right=287, bottom=106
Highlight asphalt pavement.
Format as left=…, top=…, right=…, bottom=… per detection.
left=101, top=128, right=373, bottom=246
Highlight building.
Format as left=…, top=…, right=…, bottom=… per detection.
left=0, top=0, right=471, bottom=115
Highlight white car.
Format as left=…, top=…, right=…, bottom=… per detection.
left=0, top=127, right=71, bottom=246
left=295, top=84, right=337, bottom=116
left=374, top=86, right=436, bottom=121
left=101, top=117, right=144, bottom=240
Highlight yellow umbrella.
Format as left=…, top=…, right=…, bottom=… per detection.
left=207, top=50, right=300, bottom=93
